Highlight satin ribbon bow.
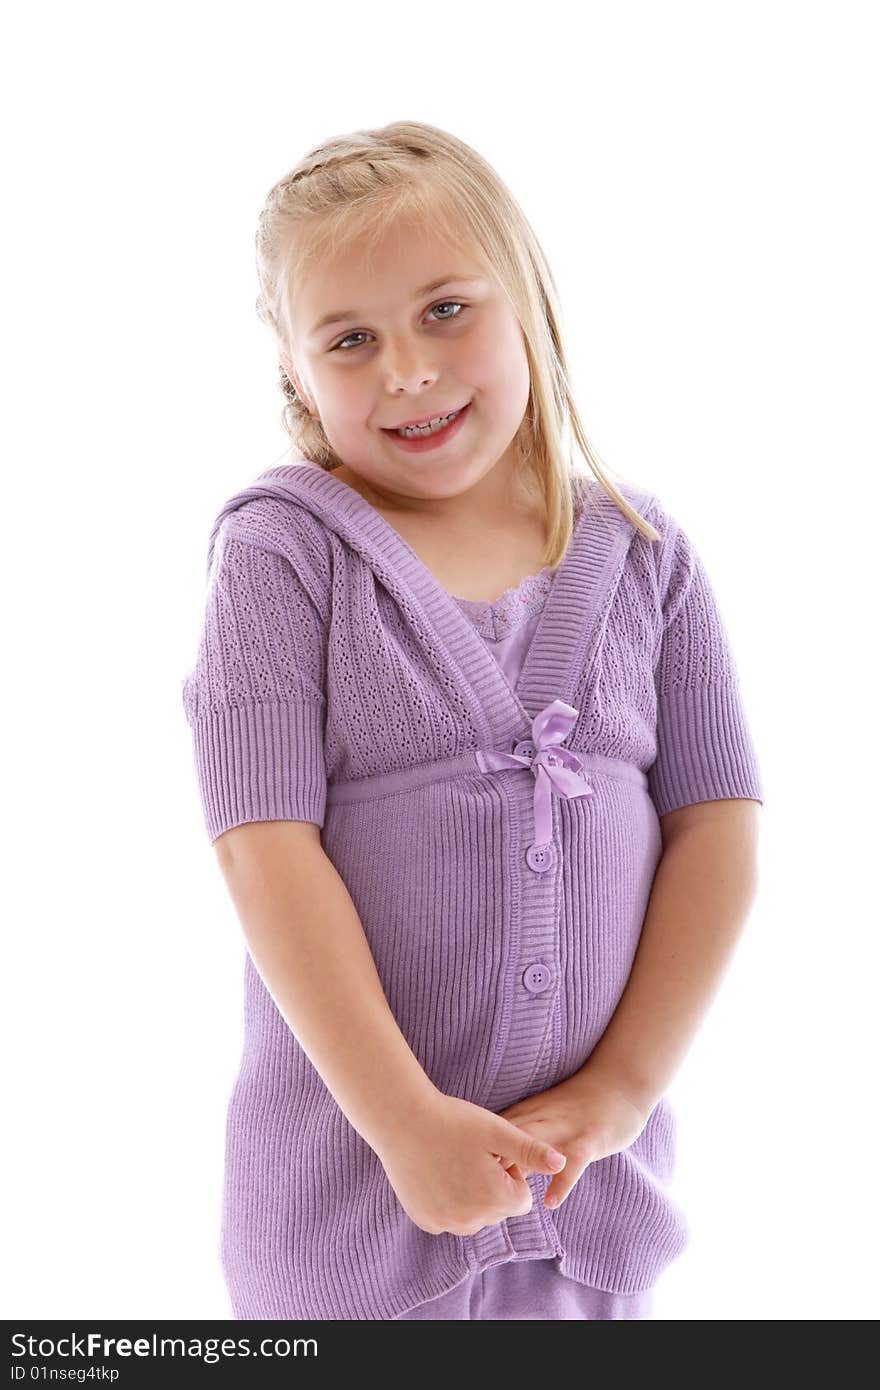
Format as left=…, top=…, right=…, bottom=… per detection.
left=475, top=699, right=594, bottom=848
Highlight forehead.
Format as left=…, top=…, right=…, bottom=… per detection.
left=294, top=217, right=490, bottom=319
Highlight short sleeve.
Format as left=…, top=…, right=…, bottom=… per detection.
left=181, top=523, right=328, bottom=844
left=647, top=508, right=764, bottom=818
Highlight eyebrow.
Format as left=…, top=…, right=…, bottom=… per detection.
left=308, top=275, right=485, bottom=336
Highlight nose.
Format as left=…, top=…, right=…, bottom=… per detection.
left=380, top=338, right=441, bottom=396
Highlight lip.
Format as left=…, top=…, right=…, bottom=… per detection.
left=382, top=400, right=472, bottom=454
left=382, top=402, right=470, bottom=431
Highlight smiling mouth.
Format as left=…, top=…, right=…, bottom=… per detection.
left=382, top=402, right=470, bottom=434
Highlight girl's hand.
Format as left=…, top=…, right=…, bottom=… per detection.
left=376, top=1092, right=569, bottom=1236
left=495, top=1068, right=651, bottom=1209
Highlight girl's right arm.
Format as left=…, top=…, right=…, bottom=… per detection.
left=214, top=817, right=444, bottom=1157
left=184, top=528, right=564, bottom=1232
left=213, top=818, right=567, bottom=1236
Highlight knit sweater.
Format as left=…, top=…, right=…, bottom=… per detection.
left=181, top=459, right=764, bottom=1320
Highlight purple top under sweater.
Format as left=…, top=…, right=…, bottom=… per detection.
left=452, top=564, right=557, bottom=692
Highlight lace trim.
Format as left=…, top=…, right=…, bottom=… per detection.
left=453, top=565, right=557, bottom=639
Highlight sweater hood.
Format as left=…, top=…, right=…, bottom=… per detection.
left=204, top=458, right=649, bottom=580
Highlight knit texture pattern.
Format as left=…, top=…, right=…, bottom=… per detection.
left=181, top=460, right=764, bottom=1319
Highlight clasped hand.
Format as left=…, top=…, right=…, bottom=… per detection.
left=494, top=1068, right=650, bottom=1209
left=378, top=1067, right=650, bottom=1237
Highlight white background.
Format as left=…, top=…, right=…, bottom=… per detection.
left=4, top=0, right=878, bottom=1322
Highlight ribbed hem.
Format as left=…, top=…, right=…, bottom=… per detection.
left=191, top=696, right=327, bottom=843
left=649, top=681, right=764, bottom=817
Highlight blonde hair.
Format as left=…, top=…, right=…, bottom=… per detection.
left=255, top=120, right=660, bottom=562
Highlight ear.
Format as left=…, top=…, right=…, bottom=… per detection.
left=279, top=349, right=310, bottom=407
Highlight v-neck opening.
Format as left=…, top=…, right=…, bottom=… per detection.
left=245, top=460, right=643, bottom=752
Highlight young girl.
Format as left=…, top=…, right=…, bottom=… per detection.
left=181, top=120, right=764, bottom=1321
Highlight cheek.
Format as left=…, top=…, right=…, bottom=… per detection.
left=469, top=335, right=531, bottom=419
left=319, top=377, right=372, bottom=426
left=468, top=317, right=528, bottom=386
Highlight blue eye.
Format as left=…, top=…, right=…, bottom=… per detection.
left=331, top=300, right=466, bottom=352
left=429, top=300, right=465, bottom=321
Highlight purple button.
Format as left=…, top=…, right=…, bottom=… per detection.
left=525, top=842, right=556, bottom=874
left=513, top=739, right=536, bottom=758
left=523, top=962, right=553, bottom=993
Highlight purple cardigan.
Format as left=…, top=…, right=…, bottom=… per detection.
left=181, top=459, right=764, bottom=1320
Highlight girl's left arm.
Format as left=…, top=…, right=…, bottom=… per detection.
left=569, top=796, right=762, bottom=1117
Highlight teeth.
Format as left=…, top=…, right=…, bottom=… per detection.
left=396, top=408, right=462, bottom=438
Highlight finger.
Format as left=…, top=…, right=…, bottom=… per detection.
left=544, top=1164, right=586, bottom=1209
left=506, top=1128, right=567, bottom=1176
left=504, top=1161, right=528, bottom=1182
left=490, top=1151, right=531, bottom=1185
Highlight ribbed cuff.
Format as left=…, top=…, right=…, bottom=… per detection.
left=649, top=681, right=764, bottom=818
left=190, top=696, right=327, bottom=843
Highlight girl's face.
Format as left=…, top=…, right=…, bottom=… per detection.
left=283, top=220, right=532, bottom=512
